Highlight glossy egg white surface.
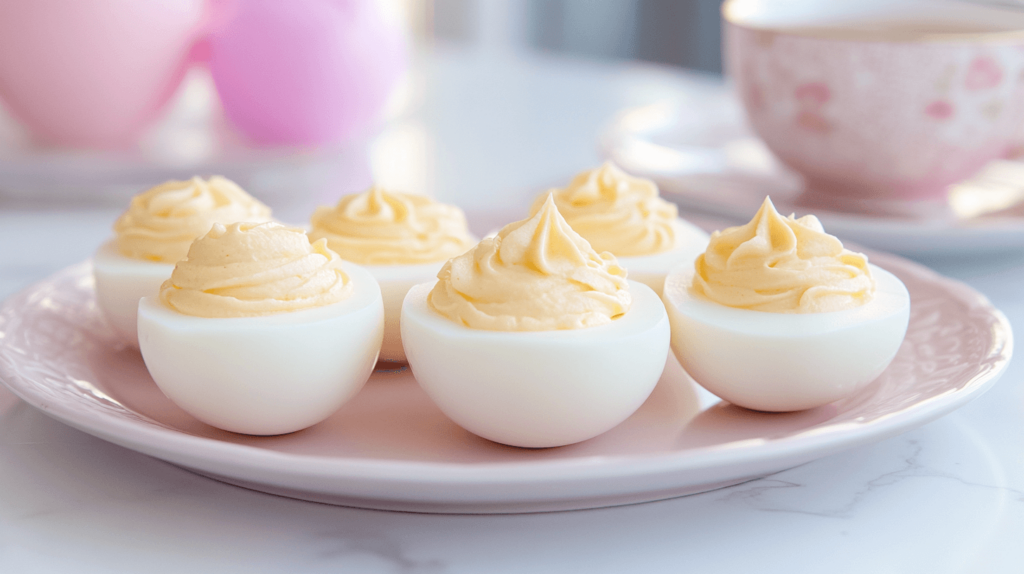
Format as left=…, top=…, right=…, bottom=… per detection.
left=92, top=239, right=173, bottom=346
left=402, top=280, right=670, bottom=448
left=368, top=261, right=444, bottom=363
left=137, top=264, right=384, bottom=435
left=618, top=219, right=709, bottom=296
left=663, top=264, right=910, bottom=412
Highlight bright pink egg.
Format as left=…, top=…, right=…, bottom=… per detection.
left=0, top=0, right=204, bottom=148
left=208, top=0, right=408, bottom=146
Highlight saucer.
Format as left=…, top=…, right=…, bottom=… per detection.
left=601, top=94, right=1024, bottom=256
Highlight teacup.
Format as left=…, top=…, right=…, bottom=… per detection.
left=724, top=0, right=1024, bottom=212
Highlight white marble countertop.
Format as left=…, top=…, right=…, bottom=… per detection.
left=1, top=47, right=1023, bottom=573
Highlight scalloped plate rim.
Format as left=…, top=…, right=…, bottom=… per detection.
left=0, top=255, right=1012, bottom=510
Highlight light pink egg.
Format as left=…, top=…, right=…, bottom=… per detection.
left=208, top=0, right=409, bottom=146
left=0, top=0, right=205, bottom=148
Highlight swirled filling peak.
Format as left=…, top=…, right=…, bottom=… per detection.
left=309, top=186, right=475, bottom=265
left=114, top=176, right=272, bottom=263
left=429, top=194, right=631, bottom=331
left=692, top=197, right=876, bottom=313
left=532, top=162, right=679, bottom=256
left=160, top=222, right=352, bottom=318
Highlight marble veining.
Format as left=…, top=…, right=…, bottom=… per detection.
left=718, top=420, right=1020, bottom=526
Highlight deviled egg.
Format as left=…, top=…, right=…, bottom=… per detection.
left=532, top=162, right=709, bottom=295
left=402, top=195, right=670, bottom=448
left=308, top=185, right=474, bottom=362
left=662, top=197, right=910, bottom=412
left=138, top=222, right=383, bottom=435
left=93, top=176, right=272, bottom=345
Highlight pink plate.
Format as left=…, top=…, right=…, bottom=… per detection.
left=0, top=256, right=1011, bottom=513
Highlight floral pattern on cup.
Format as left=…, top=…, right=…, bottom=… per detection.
left=794, top=82, right=832, bottom=134
left=925, top=100, right=955, bottom=120
left=726, top=19, right=1024, bottom=203
left=795, top=82, right=831, bottom=105
left=965, top=56, right=1004, bottom=90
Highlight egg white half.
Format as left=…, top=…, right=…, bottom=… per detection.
left=93, top=239, right=174, bottom=346
left=402, top=280, right=670, bottom=448
left=137, top=263, right=384, bottom=435
left=617, top=218, right=709, bottom=297
left=366, top=261, right=445, bottom=363
left=662, top=264, right=911, bottom=412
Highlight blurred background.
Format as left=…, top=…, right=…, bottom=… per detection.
left=0, top=0, right=725, bottom=221
left=432, top=0, right=723, bottom=72
left=6, top=0, right=1024, bottom=236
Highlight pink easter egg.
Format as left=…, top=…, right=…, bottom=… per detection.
left=208, top=0, right=408, bottom=146
left=0, top=0, right=205, bottom=148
